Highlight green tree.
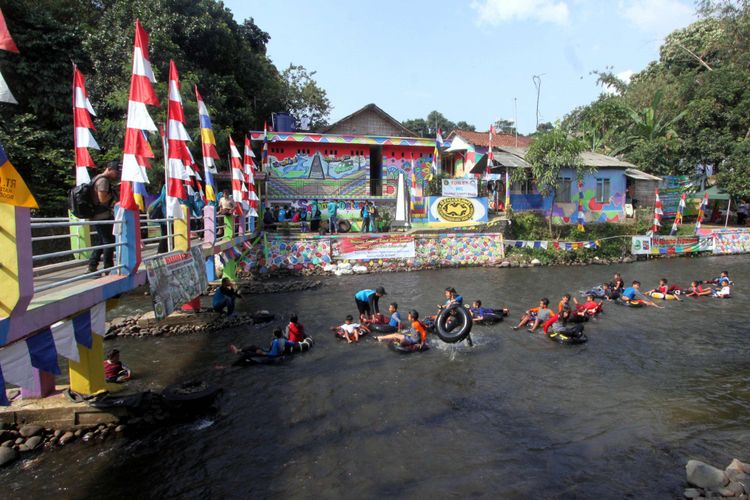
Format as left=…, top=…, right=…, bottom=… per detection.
left=717, top=139, right=750, bottom=200
left=513, top=124, right=592, bottom=235
left=281, top=64, right=331, bottom=130
left=455, top=120, right=476, bottom=131
left=493, top=119, right=515, bottom=135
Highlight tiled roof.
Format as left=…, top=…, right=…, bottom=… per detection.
left=449, top=129, right=532, bottom=149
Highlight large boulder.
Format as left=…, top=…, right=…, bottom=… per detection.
left=686, top=460, right=729, bottom=489
left=24, top=436, right=42, bottom=451
left=19, top=424, right=43, bottom=438
left=0, top=446, right=17, bottom=467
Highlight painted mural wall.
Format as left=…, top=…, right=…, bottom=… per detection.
left=382, top=146, right=435, bottom=184
left=266, top=144, right=371, bottom=198
left=508, top=168, right=626, bottom=224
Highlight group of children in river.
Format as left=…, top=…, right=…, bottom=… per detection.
left=228, top=269, right=735, bottom=359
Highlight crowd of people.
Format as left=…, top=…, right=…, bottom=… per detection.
left=261, top=200, right=380, bottom=234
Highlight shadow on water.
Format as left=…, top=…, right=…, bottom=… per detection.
left=4, top=255, right=750, bottom=498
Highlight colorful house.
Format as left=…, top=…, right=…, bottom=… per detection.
left=443, top=129, right=660, bottom=224
left=249, top=104, right=435, bottom=202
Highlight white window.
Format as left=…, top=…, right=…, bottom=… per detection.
left=596, top=178, right=610, bottom=203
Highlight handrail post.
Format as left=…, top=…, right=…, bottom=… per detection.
left=223, top=214, right=234, bottom=240
left=68, top=210, right=92, bottom=260
left=173, top=205, right=190, bottom=252
left=116, top=205, right=140, bottom=275
left=203, top=204, right=216, bottom=281
left=0, top=206, right=55, bottom=398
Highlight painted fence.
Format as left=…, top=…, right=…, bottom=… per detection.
left=712, top=229, right=750, bottom=255
left=245, top=233, right=506, bottom=272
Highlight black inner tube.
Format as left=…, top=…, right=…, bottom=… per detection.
left=369, top=322, right=397, bottom=333
left=436, top=304, right=472, bottom=343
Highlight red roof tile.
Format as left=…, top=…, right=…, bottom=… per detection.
left=449, top=129, right=532, bottom=149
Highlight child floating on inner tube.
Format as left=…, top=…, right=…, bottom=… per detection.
left=437, top=287, right=463, bottom=313
left=469, top=300, right=509, bottom=322
left=103, top=349, right=131, bottom=383
left=375, top=309, right=428, bottom=351
left=621, top=281, right=663, bottom=308
left=610, top=272, right=625, bottom=293
left=334, top=315, right=368, bottom=343
left=573, top=294, right=604, bottom=317
left=704, top=270, right=732, bottom=287
left=685, top=280, right=712, bottom=297
left=542, top=308, right=585, bottom=340
left=646, top=278, right=683, bottom=301
left=230, top=328, right=286, bottom=359
left=513, top=297, right=552, bottom=332
left=285, top=313, right=307, bottom=342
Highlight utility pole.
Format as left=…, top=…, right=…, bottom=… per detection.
left=532, top=74, right=543, bottom=131
left=514, top=97, right=518, bottom=147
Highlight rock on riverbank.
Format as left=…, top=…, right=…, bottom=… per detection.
left=685, top=458, right=750, bottom=498
left=106, top=309, right=274, bottom=338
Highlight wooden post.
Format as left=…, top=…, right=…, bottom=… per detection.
left=115, top=207, right=140, bottom=275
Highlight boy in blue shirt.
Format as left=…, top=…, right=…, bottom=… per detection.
left=388, top=302, right=402, bottom=330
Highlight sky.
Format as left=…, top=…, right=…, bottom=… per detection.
left=225, top=0, right=698, bottom=134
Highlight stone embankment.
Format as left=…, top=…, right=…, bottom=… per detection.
left=684, top=458, right=750, bottom=499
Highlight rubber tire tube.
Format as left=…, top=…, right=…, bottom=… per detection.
left=337, top=219, right=352, bottom=233
left=369, top=323, right=397, bottom=333
left=436, top=304, right=472, bottom=343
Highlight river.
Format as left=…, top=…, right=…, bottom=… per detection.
left=4, top=255, right=750, bottom=498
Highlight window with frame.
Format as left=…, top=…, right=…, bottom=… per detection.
left=557, top=177, right=573, bottom=203
left=511, top=178, right=532, bottom=194
left=596, top=178, right=610, bottom=203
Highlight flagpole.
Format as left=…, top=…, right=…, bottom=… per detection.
left=162, top=122, right=173, bottom=252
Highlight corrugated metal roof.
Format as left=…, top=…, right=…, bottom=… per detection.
left=624, top=168, right=661, bottom=181
left=496, top=147, right=638, bottom=169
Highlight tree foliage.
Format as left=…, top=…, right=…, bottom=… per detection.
left=0, top=0, right=330, bottom=215
left=561, top=1, right=750, bottom=199
left=402, top=111, right=475, bottom=138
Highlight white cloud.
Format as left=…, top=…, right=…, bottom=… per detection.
left=472, top=0, right=571, bottom=26
left=618, top=0, right=696, bottom=40
left=602, top=69, right=635, bottom=95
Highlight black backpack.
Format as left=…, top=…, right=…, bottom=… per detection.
left=68, top=174, right=103, bottom=219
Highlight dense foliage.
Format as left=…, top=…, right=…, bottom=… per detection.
left=402, top=111, right=475, bottom=138
left=562, top=1, right=750, bottom=200
left=0, top=0, right=330, bottom=215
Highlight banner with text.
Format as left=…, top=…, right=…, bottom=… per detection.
left=145, top=246, right=208, bottom=321
left=631, top=235, right=712, bottom=255
left=332, top=234, right=416, bottom=260
left=441, top=178, right=478, bottom=197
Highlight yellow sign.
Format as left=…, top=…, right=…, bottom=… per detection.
left=0, top=147, right=38, bottom=208
left=436, top=197, right=474, bottom=222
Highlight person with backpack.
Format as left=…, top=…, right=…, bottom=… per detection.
left=87, top=160, right=120, bottom=274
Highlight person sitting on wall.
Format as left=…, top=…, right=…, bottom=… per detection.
left=213, top=277, right=241, bottom=316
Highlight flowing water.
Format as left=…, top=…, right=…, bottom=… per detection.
left=4, top=256, right=750, bottom=498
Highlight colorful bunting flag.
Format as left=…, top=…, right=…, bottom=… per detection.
left=195, top=85, right=218, bottom=202
left=120, top=19, right=159, bottom=212
left=504, top=169, right=511, bottom=211
left=432, top=127, right=442, bottom=177
left=165, top=60, right=190, bottom=219
left=695, top=192, right=708, bottom=234
left=0, top=142, right=37, bottom=208
left=670, top=193, right=686, bottom=235
left=577, top=180, right=585, bottom=231
left=72, top=65, right=99, bottom=185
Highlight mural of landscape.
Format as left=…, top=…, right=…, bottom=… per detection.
left=267, top=150, right=370, bottom=198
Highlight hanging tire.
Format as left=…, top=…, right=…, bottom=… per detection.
left=436, top=304, right=472, bottom=343
left=337, top=219, right=352, bottom=233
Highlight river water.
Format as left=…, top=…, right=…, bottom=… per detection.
left=4, top=256, right=750, bottom=498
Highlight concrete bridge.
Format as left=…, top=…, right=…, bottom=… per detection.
left=0, top=204, right=256, bottom=404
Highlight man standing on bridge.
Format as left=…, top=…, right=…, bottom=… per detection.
left=88, top=160, right=120, bottom=274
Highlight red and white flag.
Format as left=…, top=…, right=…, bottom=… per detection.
left=119, top=19, right=159, bottom=212
left=243, top=135, right=259, bottom=217
left=0, top=8, right=18, bottom=104
left=486, top=125, right=495, bottom=175
left=229, top=136, right=245, bottom=215
left=72, top=66, right=99, bottom=185
left=652, top=188, right=663, bottom=234
left=165, top=60, right=191, bottom=219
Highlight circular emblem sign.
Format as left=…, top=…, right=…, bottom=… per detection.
left=436, top=197, right=475, bottom=222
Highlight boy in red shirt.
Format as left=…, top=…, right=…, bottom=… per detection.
left=573, top=294, right=603, bottom=317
